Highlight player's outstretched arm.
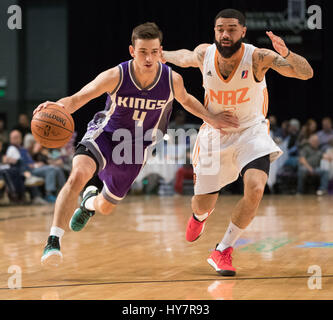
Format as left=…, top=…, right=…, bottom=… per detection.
left=162, top=44, right=210, bottom=70
left=253, top=31, right=313, bottom=81
left=33, top=67, right=120, bottom=115
left=172, top=71, right=239, bottom=132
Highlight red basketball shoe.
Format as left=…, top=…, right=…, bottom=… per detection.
left=185, top=209, right=214, bottom=242
left=207, top=246, right=236, bottom=276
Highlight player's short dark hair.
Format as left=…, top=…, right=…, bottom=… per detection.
left=214, top=9, right=246, bottom=26
left=131, top=22, right=163, bottom=46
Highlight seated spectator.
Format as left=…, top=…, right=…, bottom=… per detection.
left=12, top=113, right=31, bottom=139
left=5, top=131, right=47, bottom=204
left=283, top=118, right=301, bottom=169
left=297, top=118, right=318, bottom=147
left=30, top=141, right=67, bottom=197
left=320, top=138, right=333, bottom=181
left=297, top=134, right=329, bottom=196
left=268, top=115, right=283, bottom=142
left=23, top=133, right=68, bottom=176
left=278, top=119, right=290, bottom=142
left=0, top=137, right=26, bottom=204
left=6, top=129, right=65, bottom=203
left=317, top=117, right=333, bottom=152
left=57, top=131, right=77, bottom=175
left=23, top=133, right=69, bottom=177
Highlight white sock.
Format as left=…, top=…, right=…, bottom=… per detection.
left=83, top=186, right=98, bottom=211
left=50, top=226, right=65, bottom=243
left=194, top=212, right=209, bottom=221
left=194, top=208, right=214, bottom=222
left=84, top=196, right=96, bottom=211
left=216, top=221, right=244, bottom=252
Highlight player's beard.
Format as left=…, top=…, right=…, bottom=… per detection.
left=214, top=37, right=243, bottom=58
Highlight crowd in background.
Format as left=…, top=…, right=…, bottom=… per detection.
left=0, top=112, right=332, bottom=206
left=0, top=113, right=76, bottom=205
left=268, top=115, right=333, bottom=195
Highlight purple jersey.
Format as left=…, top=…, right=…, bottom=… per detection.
left=78, top=60, right=175, bottom=203
left=107, top=60, right=174, bottom=140
left=83, top=60, right=174, bottom=146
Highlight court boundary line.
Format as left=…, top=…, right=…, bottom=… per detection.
left=1, top=274, right=332, bottom=291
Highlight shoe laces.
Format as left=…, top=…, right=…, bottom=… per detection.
left=217, top=248, right=233, bottom=265
left=47, top=236, right=60, bottom=249
left=77, top=210, right=92, bottom=224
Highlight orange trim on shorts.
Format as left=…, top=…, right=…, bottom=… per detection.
left=262, top=87, right=268, bottom=117
left=194, top=147, right=200, bottom=167
left=192, top=123, right=207, bottom=167
left=192, top=144, right=200, bottom=168
left=192, top=125, right=204, bottom=167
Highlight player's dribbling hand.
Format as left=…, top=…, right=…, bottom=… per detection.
left=33, top=101, right=65, bottom=116
left=266, top=31, right=289, bottom=58
left=209, top=111, right=239, bottom=134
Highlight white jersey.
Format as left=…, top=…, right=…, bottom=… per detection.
left=202, top=43, right=268, bottom=132
left=193, top=42, right=282, bottom=195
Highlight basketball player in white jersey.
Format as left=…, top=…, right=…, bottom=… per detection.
left=162, top=9, right=313, bottom=276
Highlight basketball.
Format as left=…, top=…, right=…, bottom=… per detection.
left=31, top=104, right=74, bottom=148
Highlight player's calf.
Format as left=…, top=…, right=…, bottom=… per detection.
left=95, top=196, right=117, bottom=216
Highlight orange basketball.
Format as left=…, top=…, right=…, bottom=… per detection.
left=31, top=104, right=74, bottom=148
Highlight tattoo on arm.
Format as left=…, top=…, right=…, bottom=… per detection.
left=255, top=48, right=313, bottom=80
left=271, top=51, right=313, bottom=79
left=253, top=49, right=272, bottom=80
left=286, top=52, right=314, bottom=79
left=272, top=55, right=292, bottom=68
left=257, top=50, right=271, bottom=62
left=196, top=48, right=205, bottom=64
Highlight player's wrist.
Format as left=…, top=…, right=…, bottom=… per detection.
left=204, top=113, right=216, bottom=127
left=282, top=49, right=291, bottom=59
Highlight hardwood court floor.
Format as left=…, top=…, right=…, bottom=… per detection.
left=0, top=194, right=333, bottom=300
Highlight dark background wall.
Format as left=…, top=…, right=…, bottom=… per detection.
left=1, top=0, right=67, bottom=130
left=1, top=0, right=331, bottom=141
left=0, top=0, right=21, bottom=127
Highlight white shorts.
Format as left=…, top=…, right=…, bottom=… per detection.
left=192, top=120, right=283, bottom=195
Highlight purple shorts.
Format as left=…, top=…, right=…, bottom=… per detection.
left=79, top=130, right=147, bottom=204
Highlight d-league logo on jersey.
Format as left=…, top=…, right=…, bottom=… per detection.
left=241, top=70, right=248, bottom=79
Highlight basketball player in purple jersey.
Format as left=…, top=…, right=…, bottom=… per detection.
left=37, top=22, right=239, bottom=267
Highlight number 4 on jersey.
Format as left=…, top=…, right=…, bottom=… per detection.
left=132, top=110, right=147, bottom=127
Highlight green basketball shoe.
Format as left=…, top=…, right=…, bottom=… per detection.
left=41, top=235, right=63, bottom=267
left=69, top=186, right=98, bottom=232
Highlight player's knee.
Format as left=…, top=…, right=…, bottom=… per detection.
left=246, top=184, right=265, bottom=204
left=67, top=168, right=93, bottom=190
